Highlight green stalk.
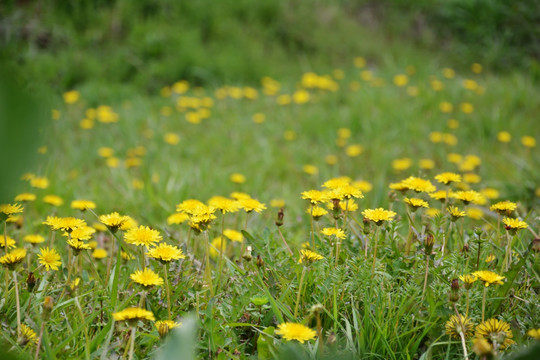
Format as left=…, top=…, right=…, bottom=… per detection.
left=14, top=271, right=21, bottom=335
left=371, top=227, right=381, bottom=274
left=203, top=231, right=214, bottom=297
left=481, top=287, right=487, bottom=322
left=294, top=266, right=307, bottom=318
left=164, top=264, right=172, bottom=319
left=128, top=327, right=136, bottom=360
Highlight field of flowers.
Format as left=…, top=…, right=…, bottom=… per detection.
left=1, top=48, right=540, bottom=359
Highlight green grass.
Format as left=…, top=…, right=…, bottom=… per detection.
left=1, top=2, right=539, bottom=360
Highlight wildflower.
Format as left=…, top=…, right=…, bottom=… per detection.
left=362, top=208, right=396, bottom=225
left=67, top=226, right=96, bottom=241
left=67, top=239, right=92, bottom=254
left=321, top=228, right=346, bottom=240
left=120, top=216, right=138, bottom=231
left=223, top=229, right=243, bottom=243
left=448, top=206, right=466, bottom=221
left=485, top=254, right=495, bottom=263
left=453, top=190, right=482, bottom=205
left=459, top=274, right=477, bottom=290
left=435, top=172, right=461, bottom=185
left=521, top=136, right=536, bottom=148
left=275, top=323, right=316, bottom=343
left=464, top=173, right=481, bottom=184
left=426, top=208, right=441, bottom=217
left=309, top=206, right=328, bottom=220
left=130, top=268, right=164, bottom=287
left=527, top=328, right=540, bottom=340
left=30, top=177, right=49, bottom=189
left=208, top=196, right=240, bottom=213
left=18, top=324, right=38, bottom=346
left=125, top=226, right=162, bottom=248
left=402, top=177, right=436, bottom=193
left=167, top=213, right=189, bottom=225
left=467, top=208, right=484, bottom=220
left=92, top=248, right=107, bottom=259
left=389, top=181, right=408, bottom=193
left=472, top=271, right=505, bottom=287
left=43, top=216, right=86, bottom=232
left=0, top=203, right=24, bottom=221
left=392, top=158, right=412, bottom=171
left=333, top=185, right=363, bottom=200
left=0, top=248, right=26, bottom=269
left=209, top=237, right=226, bottom=258
left=429, top=190, right=451, bottom=202
left=475, top=318, right=515, bottom=350
left=112, top=307, right=155, bottom=323
left=352, top=180, right=373, bottom=193
left=230, top=173, right=246, bottom=184
left=336, top=199, right=358, bottom=212
left=14, top=193, right=36, bottom=202
left=63, top=90, right=80, bottom=104
left=472, top=337, right=493, bottom=357
left=38, top=247, right=62, bottom=271
left=99, top=212, right=129, bottom=232
left=147, top=243, right=185, bottom=263
left=164, top=133, right=180, bottom=145
left=502, top=217, right=527, bottom=234
left=302, top=164, right=318, bottom=175
left=445, top=314, right=474, bottom=339
left=497, top=131, right=511, bottom=143
left=322, top=177, right=351, bottom=189
left=24, top=234, right=45, bottom=244
left=176, top=199, right=205, bottom=214
left=404, top=198, right=429, bottom=211
left=345, top=144, right=363, bottom=157
left=239, top=198, right=266, bottom=213
left=299, top=249, right=324, bottom=265
left=43, top=195, right=64, bottom=207
left=301, top=190, right=330, bottom=204
left=0, top=235, right=16, bottom=249
left=156, top=320, right=181, bottom=337
left=419, top=159, right=435, bottom=170
left=71, top=200, right=97, bottom=211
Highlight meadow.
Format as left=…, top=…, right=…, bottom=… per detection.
left=1, top=2, right=540, bottom=360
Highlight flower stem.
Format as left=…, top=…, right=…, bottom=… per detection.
left=216, top=213, right=225, bottom=293
left=420, top=255, right=429, bottom=302
left=203, top=231, right=214, bottom=297
left=481, top=287, right=487, bottom=322
left=14, top=271, right=21, bottom=335
left=128, top=327, right=136, bottom=360
left=164, top=264, right=172, bottom=319
left=277, top=227, right=293, bottom=256
left=452, top=303, right=469, bottom=360
left=371, top=227, right=381, bottom=275
left=294, top=266, right=307, bottom=318
left=465, top=290, right=470, bottom=317
left=310, top=205, right=315, bottom=247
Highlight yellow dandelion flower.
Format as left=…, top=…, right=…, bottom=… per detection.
left=447, top=206, right=466, bottom=221
left=404, top=198, right=429, bottom=211
left=239, top=198, right=266, bottom=213
left=481, top=188, right=500, bottom=199
left=502, top=217, right=527, bottom=234
left=299, top=249, right=324, bottom=265
left=426, top=208, right=441, bottom=218
left=92, top=248, right=107, bottom=259
left=130, top=268, right=163, bottom=287
left=467, top=207, right=484, bottom=220
left=155, top=320, right=181, bottom=336
left=485, top=254, right=495, bottom=263
left=527, top=328, right=540, bottom=340
left=392, top=158, right=412, bottom=171
left=490, top=201, right=517, bottom=216
left=445, top=315, right=474, bottom=339
left=0, top=248, right=26, bottom=269
left=112, top=307, right=155, bottom=322
left=402, top=176, right=436, bottom=193
left=322, top=177, right=351, bottom=190
left=472, top=271, right=505, bottom=287
left=301, top=190, right=330, bottom=204
left=43, top=216, right=86, bottom=232
left=223, top=229, right=243, bottom=243
left=14, top=193, right=36, bottom=202
left=321, top=228, right=346, bottom=240
left=30, top=177, right=49, bottom=189
left=19, top=324, right=38, bottom=346
left=429, top=190, right=452, bottom=202
left=275, top=323, right=316, bottom=343
left=209, top=237, right=226, bottom=258
left=71, top=199, right=97, bottom=211
left=497, top=131, right=511, bottom=143
left=67, top=226, right=96, bottom=241
left=419, top=159, right=435, bottom=170
left=147, top=243, right=185, bottom=262
left=270, top=198, right=285, bottom=208
left=309, top=206, right=328, bottom=220
left=99, top=212, right=129, bottom=232
left=521, top=136, right=536, bottom=148
left=208, top=196, right=240, bottom=214
left=459, top=274, right=477, bottom=290
left=475, top=318, right=515, bottom=350
left=0, top=203, right=24, bottom=221
left=43, top=195, right=64, bottom=207
left=0, top=235, right=16, bottom=249
left=167, top=212, right=190, bottom=225
left=362, top=208, right=397, bottom=225
left=302, top=164, right=318, bottom=175
left=230, top=173, right=246, bottom=184
left=176, top=199, right=205, bottom=214
left=435, top=172, right=461, bottom=185
left=345, top=144, right=363, bottom=157
left=453, top=190, right=482, bottom=205
left=67, top=239, right=92, bottom=254
left=38, top=247, right=61, bottom=271
left=24, top=234, right=45, bottom=244
left=124, top=226, right=162, bottom=248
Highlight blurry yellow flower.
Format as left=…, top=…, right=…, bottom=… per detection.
left=439, top=101, right=453, bottom=113
left=403, top=176, right=436, bottom=193
left=80, top=118, right=95, bottom=129
left=442, top=68, right=455, bottom=78
left=497, top=131, right=511, bottom=143
left=24, top=234, right=45, bottom=244
left=430, top=79, right=444, bottom=91
left=345, top=144, right=363, bottom=157
left=30, top=177, right=49, bottom=189
left=521, top=136, right=536, bottom=148
left=302, top=164, right=318, bottom=175
left=467, top=207, right=484, bottom=220
left=63, top=90, right=80, bottom=104
left=426, top=208, right=440, bottom=218
left=354, top=57, right=366, bottom=68
left=270, top=199, right=285, bottom=208
left=299, top=249, right=324, bottom=264
left=419, top=159, right=435, bottom=170
left=447, top=153, right=462, bottom=164
left=71, top=200, right=96, bottom=211
left=463, top=173, right=481, bottom=184
left=106, top=157, right=120, bottom=168
left=252, top=113, right=265, bottom=124
left=0, top=248, right=26, bottom=269
left=51, top=109, right=60, bottom=120
left=325, top=155, right=338, bottom=165
left=112, top=307, right=155, bottom=322
left=435, top=172, right=461, bottom=185
left=490, top=201, right=516, bottom=216
left=277, top=94, right=291, bottom=106
left=167, top=213, right=189, bottom=225
left=460, top=102, right=474, bottom=114
left=93, top=248, right=107, bottom=259
left=301, top=190, right=330, bottom=204
left=164, top=133, right=180, bottom=145
left=98, top=147, right=114, bottom=158
left=309, top=206, right=328, bottom=220
left=471, top=63, right=483, bottom=73
left=447, top=206, right=466, bottom=221
left=293, top=90, right=310, bottom=104
left=481, top=188, right=499, bottom=199
left=443, top=133, right=458, bottom=146
left=230, top=173, right=246, bottom=184
left=283, top=130, right=297, bottom=141
left=239, top=198, right=266, bottom=213
left=485, top=254, right=495, bottom=263
left=209, top=236, right=226, bottom=258
left=223, top=229, right=243, bottom=243
left=447, top=119, right=459, bottom=129
left=459, top=274, right=477, bottom=289
left=392, top=158, right=412, bottom=171
left=453, top=190, right=482, bottom=205
left=393, top=74, right=408, bottom=87
left=43, top=195, right=64, bottom=207
left=527, top=329, right=540, bottom=340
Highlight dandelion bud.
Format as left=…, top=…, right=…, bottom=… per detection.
left=310, top=304, right=324, bottom=314
left=157, top=322, right=170, bottom=338
left=256, top=255, right=264, bottom=268
left=27, top=272, right=36, bottom=291
left=448, top=278, right=460, bottom=303
left=326, top=332, right=336, bottom=345
left=275, top=208, right=284, bottom=227
left=362, top=217, right=371, bottom=235
left=462, top=243, right=470, bottom=253
left=43, top=296, right=54, bottom=319
left=532, top=238, right=540, bottom=253
left=242, top=246, right=253, bottom=262
left=424, top=233, right=435, bottom=255
left=332, top=199, right=341, bottom=220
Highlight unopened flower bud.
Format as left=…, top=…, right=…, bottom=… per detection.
left=43, top=296, right=54, bottom=319
left=275, top=208, right=284, bottom=227
left=532, top=238, right=540, bottom=253
left=448, top=278, right=460, bottom=303
left=256, top=255, right=264, bottom=268
left=310, top=304, right=324, bottom=314
left=362, top=218, right=371, bottom=235
left=27, top=272, right=36, bottom=292
left=424, top=233, right=435, bottom=255
left=242, top=246, right=253, bottom=262
left=158, top=323, right=170, bottom=338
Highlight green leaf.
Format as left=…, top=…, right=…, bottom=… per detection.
left=257, top=326, right=275, bottom=360
left=155, top=315, right=198, bottom=360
